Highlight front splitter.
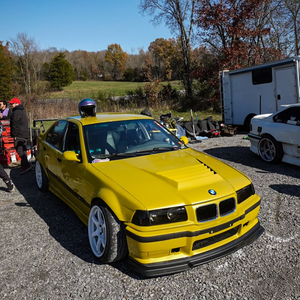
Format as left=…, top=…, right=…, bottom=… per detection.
left=127, top=222, right=264, bottom=278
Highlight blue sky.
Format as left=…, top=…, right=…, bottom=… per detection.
left=0, top=0, right=175, bottom=54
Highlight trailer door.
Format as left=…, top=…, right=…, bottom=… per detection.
left=275, top=66, right=297, bottom=110
left=219, top=70, right=232, bottom=124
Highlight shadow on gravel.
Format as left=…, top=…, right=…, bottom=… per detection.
left=204, top=146, right=300, bottom=179
left=9, top=167, right=138, bottom=279
left=269, top=184, right=300, bottom=198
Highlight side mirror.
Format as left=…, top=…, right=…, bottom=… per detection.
left=63, top=151, right=81, bottom=162
left=180, top=136, right=189, bottom=145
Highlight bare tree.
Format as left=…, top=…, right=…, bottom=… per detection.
left=249, top=0, right=284, bottom=63
left=248, top=0, right=300, bottom=58
left=282, top=0, right=300, bottom=55
left=9, top=32, right=40, bottom=94
left=139, top=0, right=196, bottom=100
left=261, top=1, right=292, bottom=58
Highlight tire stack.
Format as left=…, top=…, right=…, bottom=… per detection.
left=0, top=120, right=21, bottom=165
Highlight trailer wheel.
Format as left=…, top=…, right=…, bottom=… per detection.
left=258, top=135, right=283, bottom=163
left=244, top=114, right=256, bottom=132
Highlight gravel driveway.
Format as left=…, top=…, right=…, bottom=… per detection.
left=0, top=134, right=299, bottom=299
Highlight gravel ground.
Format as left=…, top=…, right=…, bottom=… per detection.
left=0, top=133, right=299, bottom=300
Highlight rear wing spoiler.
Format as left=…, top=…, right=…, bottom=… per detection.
left=33, top=118, right=58, bottom=133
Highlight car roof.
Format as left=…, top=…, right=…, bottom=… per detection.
left=65, top=113, right=152, bottom=126
left=280, top=103, right=300, bottom=109
left=276, top=103, right=300, bottom=113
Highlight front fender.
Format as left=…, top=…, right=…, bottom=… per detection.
left=92, top=186, right=145, bottom=223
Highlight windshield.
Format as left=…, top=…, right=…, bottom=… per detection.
left=83, top=119, right=187, bottom=162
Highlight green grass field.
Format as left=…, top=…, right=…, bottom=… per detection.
left=49, top=80, right=182, bottom=99
left=39, top=80, right=221, bottom=127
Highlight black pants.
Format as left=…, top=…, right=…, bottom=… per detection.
left=15, top=138, right=30, bottom=168
left=0, top=164, right=9, bottom=182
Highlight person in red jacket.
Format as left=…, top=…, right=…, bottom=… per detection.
left=9, top=98, right=31, bottom=175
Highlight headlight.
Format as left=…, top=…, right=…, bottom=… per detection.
left=132, top=206, right=187, bottom=226
left=237, top=183, right=255, bottom=204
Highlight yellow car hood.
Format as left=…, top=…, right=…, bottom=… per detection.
left=91, top=149, right=250, bottom=210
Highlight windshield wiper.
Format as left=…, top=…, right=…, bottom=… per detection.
left=135, top=146, right=179, bottom=154
left=110, top=153, right=137, bottom=158
left=94, top=153, right=137, bottom=159
left=153, top=146, right=180, bottom=151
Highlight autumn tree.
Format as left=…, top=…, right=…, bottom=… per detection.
left=195, top=0, right=275, bottom=70
left=67, top=50, right=103, bottom=81
left=124, top=48, right=152, bottom=82
left=105, top=44, right=129, bottom=80
left=139, top=0, right=196, bottom=100
left=192, top=0, right=277, bottom=111
left=49, top=53, right=74, bottom=91
left=0, top=41, right=13, bottom=99
left=89, top=51, right=104, bottom=80
left=148, top=38, right=178, bottom=80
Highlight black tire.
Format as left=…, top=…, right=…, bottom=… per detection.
left=184, top=121, right=201, bottom=137
left=35, top=160, right=49, bottom=192
left=244, top=114, right=256, bottom=132
left=258, top=135, right=283, bottom=163
left=88, top=200, right=128, bottom=263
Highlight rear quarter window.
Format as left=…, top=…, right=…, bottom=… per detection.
left=46, top=120, right=68, bottom=150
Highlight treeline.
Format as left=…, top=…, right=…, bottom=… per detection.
left=1, top=36, right=188, bottom=95
left=1, top=0, right=300, bottom=113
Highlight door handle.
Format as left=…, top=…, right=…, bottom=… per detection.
left=43, top=147, right=46, bottom=151
left=57, top=158, right=61, bottom=163
left=277, top=94, right=281, bottom=100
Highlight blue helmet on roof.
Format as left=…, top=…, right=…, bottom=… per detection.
left=78, top=98, right=97, bottom=117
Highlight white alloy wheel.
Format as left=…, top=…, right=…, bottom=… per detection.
left=35, top=160, right=43, bottom=188
left=258, top=136, right=283, bottom=163
left=35, top=160, right=49, bottom=192
left=88, top=205, right=107, bottom=258
left=88, top=201, right=128, bottom=263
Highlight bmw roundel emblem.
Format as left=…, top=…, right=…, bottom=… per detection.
left=208, top=189, right=217, bottom=196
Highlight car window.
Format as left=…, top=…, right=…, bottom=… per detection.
left=46, top=120, right=68, bottom=150
left=83, top=119, right=185, bottom=161
left=64, top=122, right=81, bottom=156
left=273, top=107, right=300, bottom=125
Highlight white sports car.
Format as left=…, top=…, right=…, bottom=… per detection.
left=248, top=104, right=300, bottom=166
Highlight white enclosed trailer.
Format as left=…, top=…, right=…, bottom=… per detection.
left=219, top=56, right=300, bottom=127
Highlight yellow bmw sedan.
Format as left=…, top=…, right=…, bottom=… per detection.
left=35, top=100, right=264, bottom=277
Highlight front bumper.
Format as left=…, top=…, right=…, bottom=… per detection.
left=128, top=221, right=264, bottom=277
left=126, top=195, right=263, bottom=277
